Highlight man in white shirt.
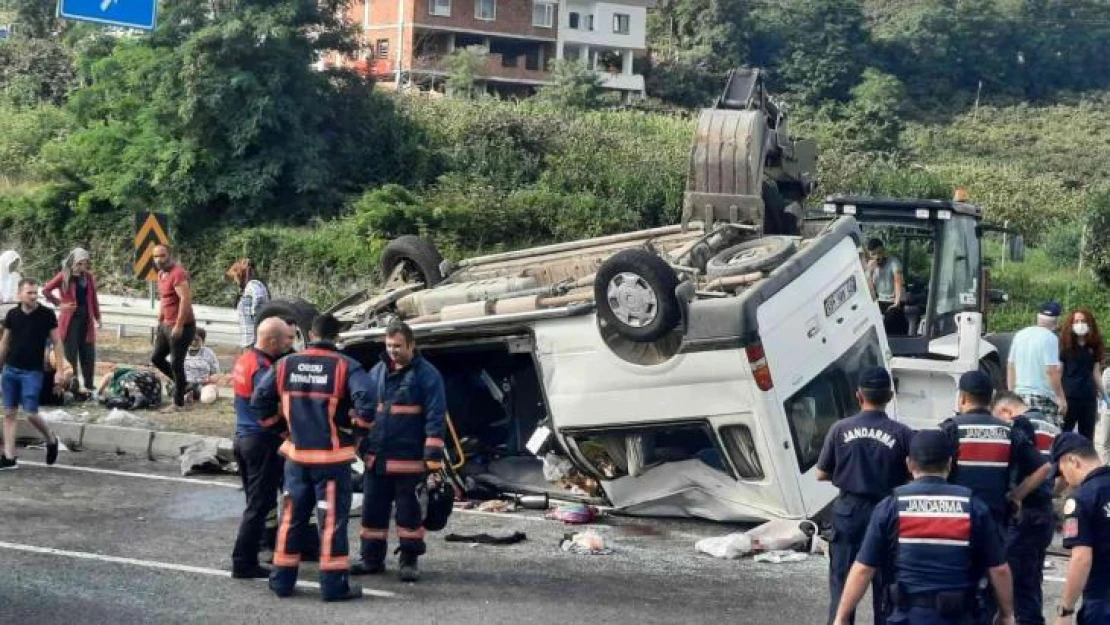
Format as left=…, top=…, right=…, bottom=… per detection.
left=1007, top=301, right=1067, bottom=426
left=865, top=239, right=907, bottom=335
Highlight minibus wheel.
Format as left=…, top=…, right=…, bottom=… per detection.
left=595, top=249, right=681, bottom=343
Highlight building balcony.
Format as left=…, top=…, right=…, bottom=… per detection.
left=412, top=52, right=553, bottom=84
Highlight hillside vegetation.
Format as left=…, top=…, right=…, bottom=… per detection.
left=1, top=0, right=1109, bottom=330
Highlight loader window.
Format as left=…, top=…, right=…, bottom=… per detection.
left=783, top=328, right=884, bottom=472
left=933, top=216, right=980, bottom=334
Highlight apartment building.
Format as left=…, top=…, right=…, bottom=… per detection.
left=340, top=0, right=655, bottom=98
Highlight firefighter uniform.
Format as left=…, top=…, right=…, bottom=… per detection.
left=1054, top=434, right=1110, bottom=625
left=1006, top=410, right=1059, bottom=625
left=855, top=430, right=1007, bottom=625
left=251, top=341, right=374, bottom=601
left=357, top=353, right=446, bottom=574
left=817, top=367, right=914, bottom=625
left=230, top=347, right=285, bottom=576
left=940, top=372, right=1045, bottom=624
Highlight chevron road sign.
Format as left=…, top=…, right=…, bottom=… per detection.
left=58, top=0, right=158, bottom=31
left=133, top=212, right=169, bottom=281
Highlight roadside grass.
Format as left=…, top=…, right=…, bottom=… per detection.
left=987, top=245, right=1110, bottom=333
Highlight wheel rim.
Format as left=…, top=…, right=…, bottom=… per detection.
left=606, top=272, right=659, bottom=328
left=725, top=242, right=777, bottom=266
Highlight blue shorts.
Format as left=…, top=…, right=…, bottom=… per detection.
left=2, top=366, right=44, bottom=414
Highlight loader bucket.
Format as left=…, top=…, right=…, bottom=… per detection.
left=682, top=108, right=767, bottom=231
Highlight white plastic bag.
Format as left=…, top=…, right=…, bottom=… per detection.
left=542, top=452, right=574, bottom=482
left=695, top=533, right=753, bottom=559
left=100, top=408, right=153, bottom=429
left=754, top=550, right=808, bottom=564
left=745, top=519, right=809, bottom=552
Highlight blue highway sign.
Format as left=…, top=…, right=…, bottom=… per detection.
left=58, top=0, right=158, bottom=31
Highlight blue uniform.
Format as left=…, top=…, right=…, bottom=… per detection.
left=1062, top=466, right=1110, bottom=625
left=1006, top=412, right=1059, bottom=625
left=251, top=341, right=375, bottom=600
left=941, top=409, right=1044, bottom=623
left=358, top=354, right=447, bottom=564
left=818, top=409, right=914, bottom=625
left=857, top=477, right=1006, bottom=625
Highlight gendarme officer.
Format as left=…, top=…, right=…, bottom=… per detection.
left=833, top=429, right=1016, bottom=625
left=817, top=366, right=914, bottom=625
left=1051, top=432, right=1110, bottom=624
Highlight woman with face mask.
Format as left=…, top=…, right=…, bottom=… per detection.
left=1060, top=307, right=1105, bottom=440
left=42, top=248, right=102, bottom=393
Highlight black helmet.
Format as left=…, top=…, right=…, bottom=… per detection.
left=418, top=476, right=455, bottom=532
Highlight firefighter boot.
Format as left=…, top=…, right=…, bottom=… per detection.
left=399, top=552, right=420, bottom=583
left=350, top=541, right=386, bottom=575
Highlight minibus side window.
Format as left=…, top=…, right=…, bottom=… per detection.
left=720, top=425, right=765, bottom=479
left=782, top=328, right=884, bottom=472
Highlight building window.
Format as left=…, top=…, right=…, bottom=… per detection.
left=376, top=38, right=389, bottom=59
left=475, top=0, right=495, bottom=21
left=428, top=0, right=450, bottom=17
left=532, top=1, right=554, bottom=28
left=613, top=13, right=630, bottom=35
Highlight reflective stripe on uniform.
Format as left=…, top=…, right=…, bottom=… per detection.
left=278, top=440, right=356, bottom=465
left=272, top=493, right=301, bottom=568
left=360, top=527, right=389, bottom=541
left=957, top=424, right=1011, bottom=467
left=897, top=495, right=971, bottom=547
left=425, top=437, right=445, bottom=449
left=397, top=526, right=426, bottom=540
left=318, top=480, right=349, bottom=572
left=385, top=459, right=425, bottom=474
left=376, top=403, right=423, bottom=415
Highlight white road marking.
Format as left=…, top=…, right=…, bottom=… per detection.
left=20, top=460, right=240, bottom=489
left=0, top=540, right=398, bottom=598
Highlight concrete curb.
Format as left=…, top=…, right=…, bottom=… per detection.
left=3, top=420, right=230, bottom=461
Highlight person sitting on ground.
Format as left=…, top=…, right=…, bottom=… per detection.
left=183, top=328, right=221, bottom=404
left=96, top=366, right=164, bottom=410
left=40, top=348, right=87, bottom=407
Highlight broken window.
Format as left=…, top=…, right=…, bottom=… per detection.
left=719, top=425, right=764, bottom=479
left=475, top=0, right=495, bottom=21
left=428, top=0, right=450, bottom=17
left=612, top=13, right=630, bottom=34
left=571, top=423, right=730, bottom=480
left=782, top=327, right=884, bottom=472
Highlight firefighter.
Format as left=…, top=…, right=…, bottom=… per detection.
left=251, top=313, right=374, bottom=602
left=990, top=391, right=1060, bottom=625
left=817, top=366, right=915, bottom=625
left=940, top=371, right=1049, bottom=624
left=1051, top=432, right=1110, bottom=625
left=229, top=317, right=295, bottom=579
left=833, top=429, right=1016, bottom=625
left=350, top=320, right=446, bottom=583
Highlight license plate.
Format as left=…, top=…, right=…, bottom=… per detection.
left=824, top=276, right=858, bottom=317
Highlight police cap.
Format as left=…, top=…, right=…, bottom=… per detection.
left=958, top=370, right=993, bottom=398
left=857, top=366, right=892, bottom=392
left=1050, top=432, right=1096, bottom=468
left=909, top=429, right=954, bottom=466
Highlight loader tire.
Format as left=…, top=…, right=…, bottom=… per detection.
left=705, top=236, right=797, bottom=278
left=595, top=249, right=681, bottom=343
left=381, top=235, right=445, bottom=287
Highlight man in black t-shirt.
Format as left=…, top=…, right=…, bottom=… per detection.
left=0, top=278, right=65, bottom=470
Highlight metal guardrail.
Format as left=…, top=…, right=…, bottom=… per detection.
left=75, top=294, right=242, bottom=348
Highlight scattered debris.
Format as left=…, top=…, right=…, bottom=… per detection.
left=40, top=409, right=89, bottom=424
left=179, top=439, right=236, bottom=476
left=445, top=531, right=528, bottom=546
left=545, top=503, right=599, bottom=524
left=560, top=529, right=612, bottom=555
left=477, top=499, right=517, bottom=513
left=695, top=533, right=753, bottom=559
left=753, top=550, right=808, bottom=564
left=542, top=452, right=574, bottom=482
left=97, top=408, right=155, bottom=429
left=745, top=519, right=812, bottom=552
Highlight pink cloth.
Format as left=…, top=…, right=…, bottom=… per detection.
left=42, top=271, right=101, bottom=343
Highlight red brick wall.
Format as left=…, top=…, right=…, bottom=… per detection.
left=417, top=0, right=557, bottom=38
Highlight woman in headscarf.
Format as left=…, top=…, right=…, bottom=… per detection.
left=226, top=258, right=270, bottom=350
left=43, top=248, right=102, bottom=392
left=0, top=250, right=23, bottom=304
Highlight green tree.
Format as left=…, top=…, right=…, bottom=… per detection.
left=445, top=46, right=487, bottom=99
left=0, top=38, right=78, bottom=106
left=839, top=69, right=906, bottom=153
left=537, top=59, right=604, bottom=110
left=43, top=0, right=408, bottom=229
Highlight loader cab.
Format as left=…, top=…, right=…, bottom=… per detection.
left=816, top=196, right=992, bottom=360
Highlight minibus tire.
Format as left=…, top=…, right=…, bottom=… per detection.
left=705, top=236, right=797, bottom=277
left=381, top=235, right=445, bottom=287
left=255, top=298, right=319, bottom=351
left=595, top=249, right=681, bottom=343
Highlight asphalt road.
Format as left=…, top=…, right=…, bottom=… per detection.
left=0, top=446, right=1070, bottom=625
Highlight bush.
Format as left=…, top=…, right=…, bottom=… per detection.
left=1041, top=220, right=1084, bottom=269
left=1083, top=189, right=1110, bottom=289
